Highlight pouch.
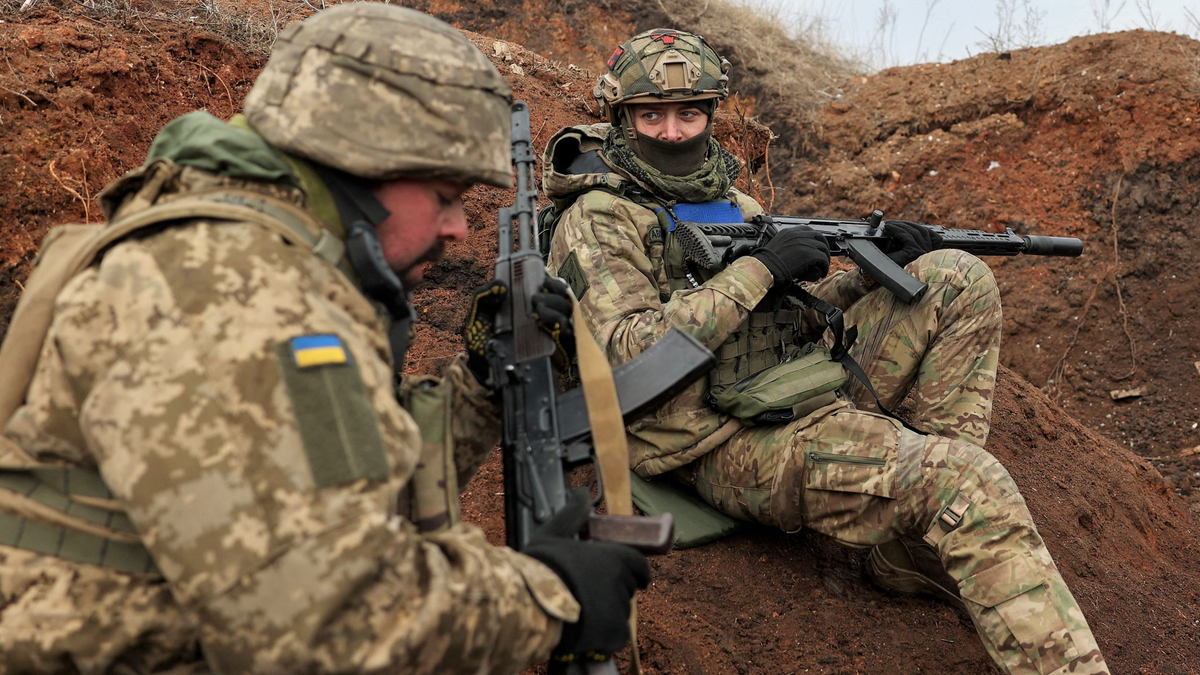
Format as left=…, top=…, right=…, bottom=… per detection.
left=707, top=343, right=847, bottom=424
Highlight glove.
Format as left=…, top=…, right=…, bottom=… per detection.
left=523, top=489, right=651, bottom=660
left=751, top=226, right=831, bottom=286
left=463, top=278, right=577, bottom=386
left=881, top=220, right=943, bottom=268
left=533, top=276, right=576, bottom=370
left=464, top=280, right=508, bottom=385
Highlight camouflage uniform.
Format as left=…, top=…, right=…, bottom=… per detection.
left=0, top=6, right=575, bottom=674
left=545, top=27, right=1109, bottom=675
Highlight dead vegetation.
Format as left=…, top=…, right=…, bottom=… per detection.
left=627, top=0, right=859, bottom=162
left=0, top=0, right=309, bottom=53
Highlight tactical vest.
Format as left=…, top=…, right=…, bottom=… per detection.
left=0, top=162, right=460, bottom=574
left=653, top=202, right=803, bottom=391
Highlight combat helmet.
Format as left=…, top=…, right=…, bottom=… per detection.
left=244, top=3, right=514, bottom=187
left=594, top=28, right=730, bottom=135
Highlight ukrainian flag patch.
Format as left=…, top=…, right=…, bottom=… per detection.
left=290, top=334, right=351, bottom=368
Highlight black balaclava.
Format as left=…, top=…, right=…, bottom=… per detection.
left=626, top=99, right=716, bottom=177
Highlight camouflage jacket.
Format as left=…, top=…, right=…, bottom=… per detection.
left=0, top=113, right=575, bottom=674
left=544, top=124, right=873, bottom=476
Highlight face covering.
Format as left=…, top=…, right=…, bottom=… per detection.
left=634, top=128, right=713, bottom=176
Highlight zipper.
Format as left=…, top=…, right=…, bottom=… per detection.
left=808, top=452, right=886, bottom=467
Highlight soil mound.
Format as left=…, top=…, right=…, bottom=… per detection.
left=783, top=30, right=1200, bottom=506
left=1, top=8, right=1197, bottom=675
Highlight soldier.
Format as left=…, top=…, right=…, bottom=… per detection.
left=543, top=28, right=1110, bottom=675
left=0, top=5, right=647, bottom=674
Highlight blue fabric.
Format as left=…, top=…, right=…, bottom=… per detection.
left=659, top=201, right=745, bottom=231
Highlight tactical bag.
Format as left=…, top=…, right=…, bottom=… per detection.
left=707, top=343, right=847, bottom=425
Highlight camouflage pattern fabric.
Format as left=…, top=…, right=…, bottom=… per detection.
left=546, top=126, right=1109, bottom=673
left=0, top=159, right=576, bottom=673
left=601, top=126, right=740, bottom=204
left=243, top=4, right=514, bottom=188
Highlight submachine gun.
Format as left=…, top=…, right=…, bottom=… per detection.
left=490, top=102, right=716, bottom=674
left=674, top=209, right=1083, bottom=303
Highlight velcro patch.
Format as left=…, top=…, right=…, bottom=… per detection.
left=290, top=334, right=351, bottom=368
left=275, top=336, right=389, bottom=488
left=558, top=250, right=589, bottom=301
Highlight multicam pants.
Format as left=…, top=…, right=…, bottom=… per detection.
left=693, top=251, right=1109, bottom=675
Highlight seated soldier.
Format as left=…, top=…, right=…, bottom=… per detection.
left=543, top=27, right=1109, bottom=675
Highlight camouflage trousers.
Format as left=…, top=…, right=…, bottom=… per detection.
left=693, top=251, right=1108, bottom=675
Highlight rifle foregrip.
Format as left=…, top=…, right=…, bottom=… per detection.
left=1023, top=235, right=1083, bottom=257
left=587, top=513, right=675, bottom=554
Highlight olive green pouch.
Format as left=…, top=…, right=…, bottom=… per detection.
left=707, top=344, right=847, bottom=425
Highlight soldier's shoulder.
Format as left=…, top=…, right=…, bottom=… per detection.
left=728, top=189, right=765, bottom=217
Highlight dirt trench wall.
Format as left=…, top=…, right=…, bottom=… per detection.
left=785, top=30, right=1200, bottom=483
left=1, top=9, right=1199, bottom=675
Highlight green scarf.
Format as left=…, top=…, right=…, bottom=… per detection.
left=602, top=126, right=742, bottom=204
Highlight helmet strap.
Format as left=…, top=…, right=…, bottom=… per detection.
left=313, top=164, right=415, bottom=383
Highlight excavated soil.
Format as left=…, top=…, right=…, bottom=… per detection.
left=782, top=31, right=1200, bottom=509
left=2, top=6, right=1199, bottom=675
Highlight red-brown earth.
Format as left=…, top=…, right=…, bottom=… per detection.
left=1, top=5, right=1198, bottom=674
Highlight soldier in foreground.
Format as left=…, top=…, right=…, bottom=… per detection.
left=0, top=5, right=647, bottom=673
left=543, top=28, right=1109, bottom=675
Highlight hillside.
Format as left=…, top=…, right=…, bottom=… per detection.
left=0, top=4, right=1197, bottom=674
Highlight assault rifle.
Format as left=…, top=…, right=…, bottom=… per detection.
left=490, top=103, right=715, bottom=673
left=674, top=210, right=1083, bottom=303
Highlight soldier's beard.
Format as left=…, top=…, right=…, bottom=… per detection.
left=404, top=240, right=446, bottom=288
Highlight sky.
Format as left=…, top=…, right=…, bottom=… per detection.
left=771, top=0, right=1200, bottom=67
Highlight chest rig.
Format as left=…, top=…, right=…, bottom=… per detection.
left=652, top=201, right=803, bottom=389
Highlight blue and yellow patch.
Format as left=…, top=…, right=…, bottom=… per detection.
left=290, top=334, right=351, bottom=368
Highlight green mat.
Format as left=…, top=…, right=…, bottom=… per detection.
left=629, top=471, right=741, bottom=549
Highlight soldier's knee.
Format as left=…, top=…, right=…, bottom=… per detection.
left=913, top=250, right=998, bottom=294
left=946, top=441, right=1022, bottom=503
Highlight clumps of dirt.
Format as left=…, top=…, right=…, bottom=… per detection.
left=784, top=30, right=1200, bottom=502
left=0, top=7, right=262, bottom=337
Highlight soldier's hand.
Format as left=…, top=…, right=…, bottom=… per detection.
left=463, top=280, right=508, bottom=386
left=533, top=277, right=576, bottom=370
left=523, top=489, right=651, bottom=661
left=752, top=226, right=831, bottom=286
left=882, top=220, right=943, bottom=268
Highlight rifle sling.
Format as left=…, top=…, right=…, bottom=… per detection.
left=791, top=288, right=924, bottom=435
left=569, top=296, right=641, bottom=675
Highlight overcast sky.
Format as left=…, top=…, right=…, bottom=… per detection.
left=773, top=0, right=1200, bottom=67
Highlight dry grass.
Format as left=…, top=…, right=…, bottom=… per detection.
left=0, top=0, right=328, bottom=53
left=635, top=0, right=859, bottom=159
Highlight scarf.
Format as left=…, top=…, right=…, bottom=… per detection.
left=602, top=126, right=742, bottom=204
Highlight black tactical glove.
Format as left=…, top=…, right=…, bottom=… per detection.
left=751, top=226, right=831, bottom=286
left=882, top=220, right=943, bottom=268
left=533, top=277, right=576, bottom=371
left=523, top=489, right=651, bottom=660
left=463, top=278, right=577, bottom=386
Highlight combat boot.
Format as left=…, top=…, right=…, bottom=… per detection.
left=866, top=538, right=966, bottom=614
